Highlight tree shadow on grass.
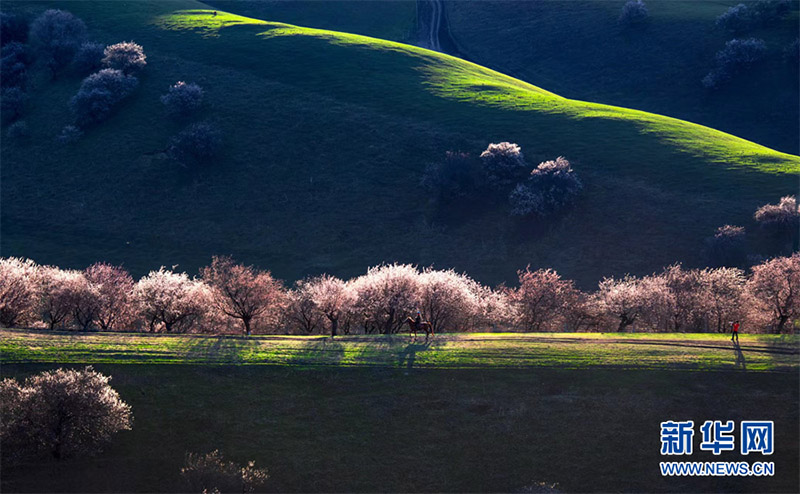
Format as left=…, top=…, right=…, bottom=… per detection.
left=764, top=334, right=800, bottom=353
left=510, top=336, right=799, bottom=356
left=397, top=341, right=431, bottom=371
left=178, top=336, right=253, bottom=363
left=285, top=338, right=345, bottom=366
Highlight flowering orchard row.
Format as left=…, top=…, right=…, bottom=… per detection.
left=0, top=254, right=797, bottom=335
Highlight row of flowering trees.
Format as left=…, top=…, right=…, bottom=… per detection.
left=0, top=254, right=797, bottom=335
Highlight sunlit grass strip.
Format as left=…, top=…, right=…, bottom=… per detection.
left=152, top=9, right=272, bottom=37
left=153, top=9, right=800, bottom=175
left=2, top=329, right=797, bottom=372
left=420, top=62, right=800, bottom=174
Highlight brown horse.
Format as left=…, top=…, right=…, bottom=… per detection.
left=404, top=316, right=434, bottom=339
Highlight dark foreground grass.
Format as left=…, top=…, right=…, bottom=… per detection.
left=1, top=363, right=797, bottom=493
left=1, top=331, right=798, bottom=492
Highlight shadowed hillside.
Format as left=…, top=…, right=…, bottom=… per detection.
left=444, top=0, right=800, bottom=154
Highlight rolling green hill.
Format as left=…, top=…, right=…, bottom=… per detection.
left=1, top=0, right=797, bottom=288
left=204, top=0, right=800, bottom=155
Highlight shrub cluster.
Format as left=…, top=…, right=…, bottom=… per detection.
left=160, top=82, right=218, bottom=167
left=420, top=151, right=475, bottom=200
left=1, top=41, right=30, bottom=89
left=62, top=34, right=145, bottom=132
left=425, top=143, right=584, bottom=219
left=102, top=41, right=146, bottom=73
left=2, top=252, right=798, bottom=335
left=509, top=156, right=583, bottom=216
left=702, top=38, right=766, bottom=89
left=1, top=10, right=90, bottom=128
left=1, top=40, right=31, bottom=124
left=69, top=68, right=139, bottom=126
left=181, top=450, right=269, bottom=493
left=755, top=195, right=799, bottom=239
left=72, top=40, right=105, bottom=74
left=480, top=141, right=528, bottom=191
left=619, top=0, right=649, bottom=27
left=169, top=121, right=223, bottom=167
left=716, top=0, right=791, bottom=33
left=160, top=81, right=204, bottom=118
left=29, top=9, right=87, bottom=72
left=0, top=366, right=131, bottom=462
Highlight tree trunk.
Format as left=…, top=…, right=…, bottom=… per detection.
left=618, top=314, right=635, bottom=332
left=331, top=318, right=338, bottom=338
left=776, top=315, right=789, bottom=334
left=243, top=316, right=252, bottom=337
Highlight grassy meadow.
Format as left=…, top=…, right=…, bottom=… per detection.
left=1, top=330, right=798, bottom=492
left=1, top=0, right=797, bottom=290
left=2, top=329, right=799, bottom=371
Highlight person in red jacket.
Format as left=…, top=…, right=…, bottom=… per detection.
left=731, top=320, right=740, bottom=343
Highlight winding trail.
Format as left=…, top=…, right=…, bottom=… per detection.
left=417, top=0, right=443, bottom=51
left=429, top=0, right=442, bottom=51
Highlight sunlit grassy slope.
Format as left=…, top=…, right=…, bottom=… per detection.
left=206, top=0, right=799, bottom=154
left=1, top=1, right=798, bottom=288
left=153, top=8, right=797, bottom=172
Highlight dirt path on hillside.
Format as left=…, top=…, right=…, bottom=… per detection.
left=416, top=0, right=461, bottom=55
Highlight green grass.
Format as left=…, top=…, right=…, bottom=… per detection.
left=206, top=0, right=418, bottom=42
left=203, top=0, right=799, bottom=154
left=1, top=0, right=798, bottom=290
left=151, top=8, right=798, bottom=173
left=1, top=331, right=798, bottom=492
left=2, top=329, right=798, bottom=372
left=445, top=0, right=800, bottom=155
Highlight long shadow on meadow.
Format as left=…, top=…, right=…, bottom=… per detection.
left=284, top=338, right=346, bottom=366
left=177, top=336, right=253, bottom=363
left=507, top=336, right=799, bottom=356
